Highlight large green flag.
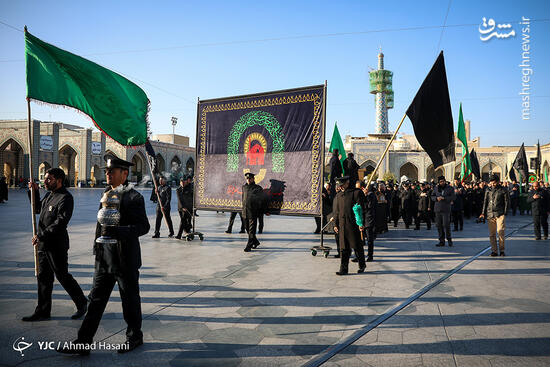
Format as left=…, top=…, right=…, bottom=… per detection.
left=457, top=103, right=472, bottom=182
left=25, top=30, right=149, bottom=146
left=328, top=123, right=346, bottom=172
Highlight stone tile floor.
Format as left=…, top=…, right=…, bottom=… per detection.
left=0, top=188, right=548, bottom=366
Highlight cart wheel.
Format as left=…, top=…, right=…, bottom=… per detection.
left=311, top=249, right=317, bottom=256
left=199, top=235, right=204, bottom=241
left=324, top=251, right=330, bottom=258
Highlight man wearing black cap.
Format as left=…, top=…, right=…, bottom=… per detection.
left=415, top=182, right=432, bottom=230
left=343, top=152, right=360, bottom=186
left=332, top=176, right=366, bottom=275
left=58, top=154, right=150, bottom=355
left=480, top=175, right=509, bottom=256
left=432, top=175, right=456, bottom=247
left=152, top=176, right=174, bottom=238
left=526, top=181, right=549, bottom=240
left=242, top=172, right=266, bottom=252
left=23, top=168, right=87, bottom=322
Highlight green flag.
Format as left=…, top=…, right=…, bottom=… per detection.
left=545, top=167, right=548, bottom=183
left=25, top=30, right=149, bottom=146
left=328, top=123, right=346, bottom=172
left=457, top=103, right=472, bottom=182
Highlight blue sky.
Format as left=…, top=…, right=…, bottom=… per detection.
left=1, top=0, right=549, bottom=147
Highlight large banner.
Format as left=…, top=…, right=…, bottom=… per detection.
left=195, top=85, right=325, bottom=216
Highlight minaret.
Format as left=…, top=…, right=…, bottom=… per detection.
left=369, top=49, right=394, bottom=135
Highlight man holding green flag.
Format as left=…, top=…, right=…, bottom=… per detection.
left=457, top=103, right=472, bottom=182
left=25, top=28, right=151, bottom=354
left=328, top=123, right=346, bottom=197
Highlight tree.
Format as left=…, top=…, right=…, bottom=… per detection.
left=382, top=171, right=397, bottom=183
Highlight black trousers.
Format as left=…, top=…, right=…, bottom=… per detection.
left=35, top=249, right=87, bottom=316
left=511, top=197, right=519, bottom=215
left=533, top=213, right=549, bottom=239
left=401, top=210, right=413, bottom=228
left=177, top=209, right=192, bottom=237
left=314, top=215, right=328, bottom=232
left=452, top=211, right=463, bottom=230
left=365, top=226, right=374, bottom=259
left=154, top=207, right=174, bottom=235
left=258, top=214, right=264, bottom=233
left=244, top=217, right=259, bottom=249
left=78, top=266, right=142, bottom=343
left=340, top=235, right=365, bottom=272
left=436, top=212, right=452, bottom=244
left=415, top=211, right=432, bottom=229
left=227, top=212, right=245, bottom=232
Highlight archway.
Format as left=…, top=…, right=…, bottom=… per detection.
left=481, top=162, right=501, bottom=182
left=543, top=160, right=549, bottom=182
left=186, top=157, right=195, bottom=176
left=426, top=164, right=445, bottom=182
left=1, top=138, right=25, bottom=187
left=131, top=152, right=146, bottom=183
left=156, top=153, right=166, bottom=175
left=399, top=162, right=418, bottom=181
left=39, top=162, right=51, bottom=182
left=359, top=159, right=376, bottom=181
left=90, top=164, right=101, bottom=187
left=170, top=156, right=181, bottom=172
left=59, top=144, right=78, bottom=186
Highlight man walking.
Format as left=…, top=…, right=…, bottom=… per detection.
left=58, top=155, right=150, bottom=355
left=23, top=168, right=87, bottom=322
left=242, top=172, right=267, bottom=252
left=432, top=176, right=456, bottom=247
left=332, top=176, right=366, bottom=275
left=527, top=181, right=550, bottom=240
left=152, top=176, right=174, bottom=238
left=480, top=175, right=509, bottom=256
left=175, top=176, right=193, bottom=239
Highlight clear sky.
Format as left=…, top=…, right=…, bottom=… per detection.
left=1, top=0, right=549, bottom=148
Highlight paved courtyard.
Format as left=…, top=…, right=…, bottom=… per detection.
left=0, top=188, right=549, bottom=366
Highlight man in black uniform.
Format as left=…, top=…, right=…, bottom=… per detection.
left=343, top=152, right=360, bottom=187
left=527, top=181, right=550, bottom=240
left=226, top=212, right=246, bottom=234
left=332, top=176, right=366, bottom=275
left=58, top=155, right=150, bottom=355
left=23, top=168, right=87, bottom=322
left=400, top=182, right=416, bottom=229
left=363, top=182, right=377, bottom=262
left=328, top=149, right=343, bottom=198
left=242, top=172, right=267, bottom=252
left=415, top=182, right=432, bottom=230
left=175, top=176, right=193, bottom=239
left=152, top=176, right=174, bottom=238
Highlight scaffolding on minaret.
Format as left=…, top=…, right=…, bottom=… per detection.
left=369, top=49, right=394, bottom=135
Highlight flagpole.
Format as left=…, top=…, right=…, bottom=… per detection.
left=26, top=97, right=39, bottom=277
left=320, top=81, right=327, bottom=249
left=365, top=112, right=407, bottom=188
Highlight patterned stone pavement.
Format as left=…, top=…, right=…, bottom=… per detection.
left=0, top=188, right=549, bottom=366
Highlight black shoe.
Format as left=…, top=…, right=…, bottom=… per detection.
left=335, top=271, right=348, bottom=276
left=490, top=252, right=498, bottom=257
left=56, top=340, right=91, bottom=355
left=252, top=241, right=260, bottom=249
left=152, top=234, right=160, bottom=238
left=435, top=243, right=444, bottom=247
left=71, top=302, right=87, bottom=319
left=334, top=254, right=340, bottom=259
left=225, top=230, right=232, bottom=234
left=239, top=230, right=246, bottom=233
left=175, top=235, right=181, bottom=239
left=21, top=313, right=50, bottom=322
left=366, top=257, right=373, bottom=262
left=258, top=230, right=263, bottom=234
left=535, top=237, right=541, bottom=241
left=448, top=241, right=453, bottom=247
left=118, top=338, right=143, bottom=354
left=168, top=233, right=174, bottom=238
left=500, top=252, right=505, bottom=256
left=544, top=236, right=548, bottom=240
left=351, top=258, right=359, bottom=263
left=244, top=246, right=252, bottom=252
left=357, top=267, right=365, bottom=273
left=414, top=227, right=419, bottom=230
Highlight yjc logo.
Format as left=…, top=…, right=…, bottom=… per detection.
left=12, top=337, right=32, bottom=356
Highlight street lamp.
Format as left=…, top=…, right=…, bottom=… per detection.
left=171, top=117, right=178, bottom=144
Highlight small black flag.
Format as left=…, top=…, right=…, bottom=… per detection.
left=145, top=140, right=158, bottom=174
left=406, top=51, right=455, bottom=169
left=470, top=148, right=481, bottom=179
left=513, top=143, right=529, bottom=182
left=536, top=140, right=542, bottom=178
left=509, top=165, right=517, bottom=182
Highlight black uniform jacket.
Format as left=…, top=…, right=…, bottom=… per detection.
left=333, top=188, right=364, bottom=245
left=176, top=184, right=193, bottom=212
left=417, top=189, right=432, bottom=212
left=156, top=184, right=172, bottom=210
left=400, top=189, right=417, bottom=213
left=94, top=184, right=150, bottom=273
left=242, top=183, right=266, bottom=219
left=527, top=188, right=550, bottom=216
left=363, top=191, right=377, bottom=228
left=32, top=186, right=74, bottom=251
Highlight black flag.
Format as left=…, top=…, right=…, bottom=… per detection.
left=536, top=140, right=541, bottom=178
left=512, top=143, right=529, bottom=182
left=509, top=165, right=517, bottom=182
left=145, top=140, right=158, bottom=174
left=406, top=51, right=455, bottom=169
left=470, top=148, right=481, bottom=179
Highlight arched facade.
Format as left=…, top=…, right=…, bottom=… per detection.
left=426, top=164, right=445, bottom=182
left=1, top=138, right=25, bottom=187
left=59, top=144, right=79, bottom=186
left=481, top=162, right=502, bottom=181
left=130, top=151, right=146, bottom=183
left=399, top=162, right=418, bottom=181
